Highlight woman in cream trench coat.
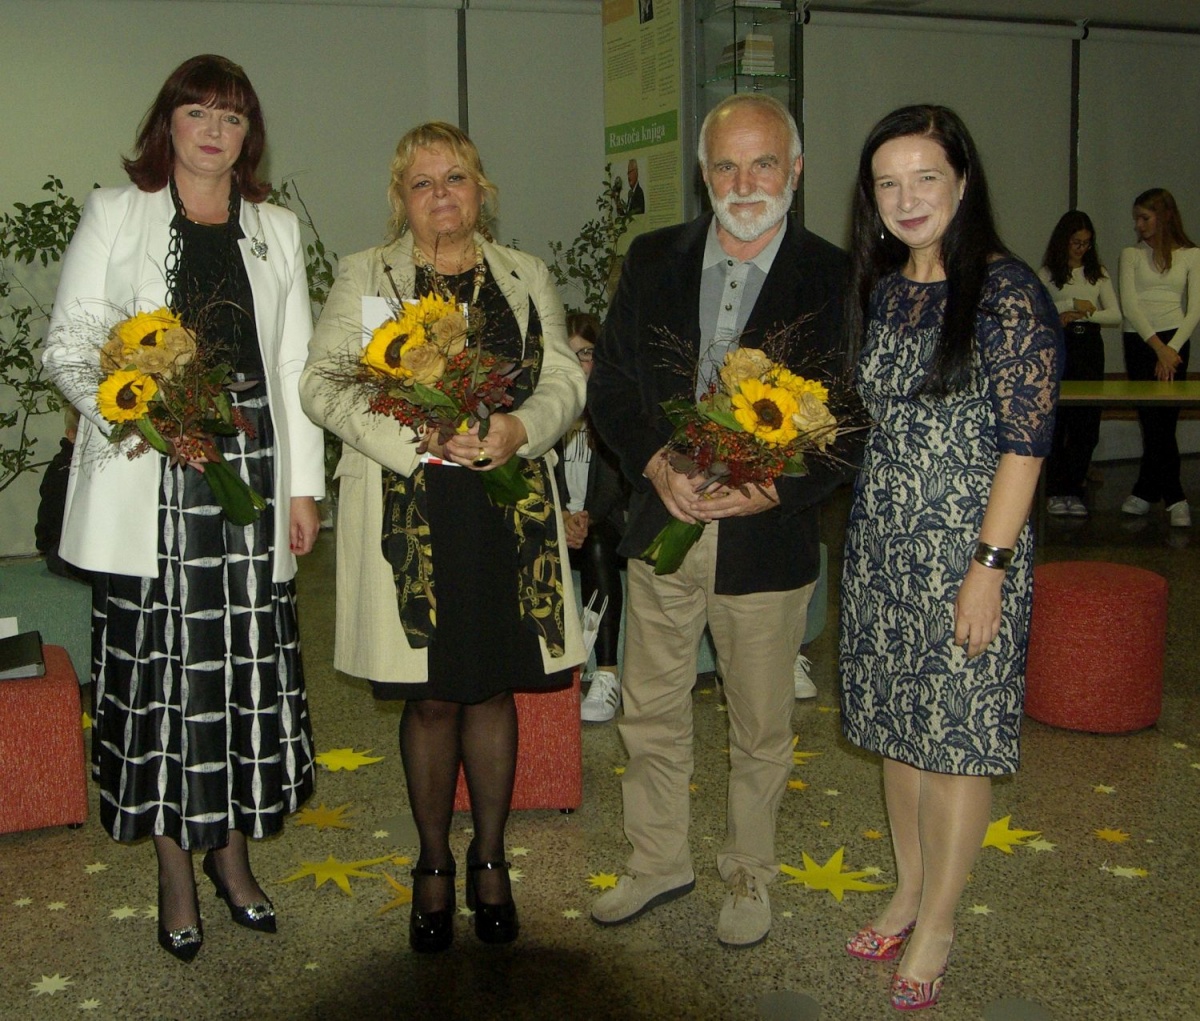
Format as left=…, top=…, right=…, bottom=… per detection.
left=299, top=229, right=587, bottom=684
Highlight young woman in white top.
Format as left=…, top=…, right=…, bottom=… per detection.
left=1118, top=188, right=1200, bottom=527
left=1038, top=211, right=1121, bottom=517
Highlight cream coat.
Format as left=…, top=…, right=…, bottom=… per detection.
left=43, top=184, right=326, bottom=582
left=299, top=233, right=587, bottom=687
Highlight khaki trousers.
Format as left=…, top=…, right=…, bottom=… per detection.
left=619, top=522, right=813, bottom=887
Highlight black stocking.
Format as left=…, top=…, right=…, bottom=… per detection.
left=399, top=698, right=463, bottom=913
left=153, top=835, right=198, bottom=931
left=461, top=691, right=518, bottom=903
left=207, top=831, right=268, bottom=907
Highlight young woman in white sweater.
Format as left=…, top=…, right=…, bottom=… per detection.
left=1038, top=210, right=1121, bottom=516
left=1118, top=188, right=1200, bottom=527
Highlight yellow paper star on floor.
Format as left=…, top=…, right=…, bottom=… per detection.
left=373, top=830, right=388, bottom=839
left=1094, top=827, right=1131, bottom=843
left=586, top=872, right=619, bottom=891
left=1101, top=863, right=1149, bottom=879
left=79, top=999, right=101, bottom=1010
left=511, top=847, right=530, bottom=857
left=109, top=906, right=138, bottom=920
left=689, top=783, right=699, bottom=793
left=304, top=962, right=320, bottom=971
left=1093, top=784, right=1116, bottom=794
left=1024, top=838, right=1057, bottom=852
left=142, top=905, right=157, bottom=919
left=509, top=869, right=524, bottom=884
left=14, top=897, right=32, bottom=907
left=968, top=904, right=993, bottom=915
left=389, top=855, right=412, bottom=867
left=83, top=862, right=109, bottom=874
left=30, top=973, right=73, bottom=996
left=81, top=712, right=92, bottom=731
left=819, top=820, right=831, bottom=828
left=281, top=855, right=392, bottom=896
left=779, top=848, right=891, bottom=902
left=787, top=779, right=808, bottom=791
left=816, top=705, right=835, bottom=713
left=376, top=872, right=413, bottom=916
left=1172, top=741, right=1188, bottom=749
left=862, top=829, right=884, bottom=840
left=981, top=816, right=1041, bottom=854
left=314, top=748, right=384, bottom=772
left=562, top=908, right=582, bottom=919
left=47, top=902, right=66, bottom=911
left=791, top=737, right=821, bottom=765
left=295, top=802, right=355, bottom=831
left=697, top=687, right=713, bottom=696
left=823, top=789, right=840, bottom=796
left=613, top=766, right=626, bottom=776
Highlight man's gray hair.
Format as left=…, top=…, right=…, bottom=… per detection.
left=697, top=94, right=803, bottom=170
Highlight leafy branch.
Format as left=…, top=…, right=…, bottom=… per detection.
left=270, top=178, right=336, bottom=309
left=0, top=176, right=83, bottom=492
left=546, top=165, right=634, bottom=318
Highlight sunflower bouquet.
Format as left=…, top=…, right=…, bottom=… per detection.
left=95, top=307, right=267, bottom=525
left=645, top=346, right=842, bottom=574
left=344, top=291, right=531, bottom=504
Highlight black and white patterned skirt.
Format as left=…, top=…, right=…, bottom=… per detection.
left=90, top=385, right=314, bottom=849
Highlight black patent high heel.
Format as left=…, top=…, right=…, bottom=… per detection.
left=157, top=884, right=203, bottom=963
left=410, top=865, right=456, bottom=953
left=466, top=859, right=519, bottom=944
left=201, top=850, right=277, bottom=934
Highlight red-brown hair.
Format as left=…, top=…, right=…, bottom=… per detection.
left=123, top=55, right=269, bottom=201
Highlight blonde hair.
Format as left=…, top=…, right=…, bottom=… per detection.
left=386, top=121, right=499, bottom=240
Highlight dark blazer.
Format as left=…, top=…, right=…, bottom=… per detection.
left=588, top=213, right=851, bottom=595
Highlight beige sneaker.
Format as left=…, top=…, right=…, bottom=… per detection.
left=590, top=870, right=695, bottom=926
left=716, top=868, right=770, bottom=947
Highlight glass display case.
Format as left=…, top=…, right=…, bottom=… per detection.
left=695, top=0, right=798, bottom=116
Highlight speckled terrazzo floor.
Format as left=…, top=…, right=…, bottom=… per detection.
left=1, top=459, right=1198, bottom=1021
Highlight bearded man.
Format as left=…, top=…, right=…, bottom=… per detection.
left=588, top=93, right=850, bottom=947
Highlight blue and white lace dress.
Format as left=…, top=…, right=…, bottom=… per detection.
left=839, top=259, right=1061, bottom=776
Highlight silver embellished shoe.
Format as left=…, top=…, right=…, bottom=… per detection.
left=202, top=850, right=277, bottom=934
left=157, top=887, right=203, bottom=963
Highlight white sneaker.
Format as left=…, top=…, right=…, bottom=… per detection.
left=1046, top=496, right=1070, bottom=516
left=1167, top=500, right=1192, bottom=527
left=793, top=653, right=817, bottom=699
left=1122, top=495, right=1151, bottom=516
left=1065, top=496, right=1089, bottom=518
left=581, top=670, right=620, bottom=723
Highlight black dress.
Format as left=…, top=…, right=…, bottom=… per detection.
left=91, top=201, right=314, bottom=849
left=375, top=265, right=571, bottom=704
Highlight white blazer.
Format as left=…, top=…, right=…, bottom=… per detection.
left=43, top=184, right=326, bottom=582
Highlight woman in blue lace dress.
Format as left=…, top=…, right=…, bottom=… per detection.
left=838, top=106, right=1061, bottom=1011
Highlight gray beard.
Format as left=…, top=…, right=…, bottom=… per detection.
left=709, top=186, right=793, bottom=242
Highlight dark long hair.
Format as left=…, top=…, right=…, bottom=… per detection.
left=1133, top=187, right=1195, bottom=273
left=1042, top=210, right=1103, bottom=288
left=123, top=55, right=269, bottom=201
left=847, top=105, right=1008, bottom=394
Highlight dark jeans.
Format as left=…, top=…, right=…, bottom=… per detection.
left=1123, top=328, right=1191, bottom=506
left=1047, top=323, right=1105, bottom=499
left=568, top=520, right=625, bottom=668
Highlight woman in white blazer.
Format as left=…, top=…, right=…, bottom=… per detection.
left=300, top=122, right=585, bottom=953
left=43, top=55, right=325, bottom=962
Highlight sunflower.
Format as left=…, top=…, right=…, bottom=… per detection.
left=768, top=367, right=829, bottom=405
left=363, top=318, right=424, bottom=378
left=97, top=369, right=158, bottom=423
left=110, top=308, right=183, bottom=354
left=362, top=294, right=462, bottom=378
left=731, top=378, right=799, bottom=446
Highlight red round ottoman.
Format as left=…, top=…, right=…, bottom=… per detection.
left=1025, top=561, right=1167, bottom=733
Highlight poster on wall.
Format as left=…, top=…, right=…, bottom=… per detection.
left=602, top=0, right=683, bottom=248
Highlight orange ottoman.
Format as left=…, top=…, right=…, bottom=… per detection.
left=1025, top=561, right=1166, bottom=733
left=0, top=645, right=89, bottom=833
left=454, top=671, right=582, bottom=812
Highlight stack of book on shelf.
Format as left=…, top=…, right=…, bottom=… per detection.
left=716, top=33, right=775, bottom=76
